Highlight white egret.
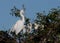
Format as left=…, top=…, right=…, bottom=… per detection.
left=10, top=8, right=25, bottom=35
left=27, top=22, right=32, bottom=33
left=34, top=23, right=39, bottom=30
left=34, top=23, right=44, bottom=30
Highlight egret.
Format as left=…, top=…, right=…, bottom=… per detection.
left=27, top=22, right=32, bottom=33
left=34, top=23, right=39, bottom=30
left=10, top=8, right=25, bottom=35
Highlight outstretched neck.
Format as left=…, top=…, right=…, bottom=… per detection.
left=20, top=14, right=25, bottom=22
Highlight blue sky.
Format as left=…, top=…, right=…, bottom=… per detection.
left=0, top=0, right=60, bottom=30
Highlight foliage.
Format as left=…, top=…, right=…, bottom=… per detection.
left=10, top=7, right=60, bottom=43
left=0, top=31, right=17, bottom=43
left=10, top=6, right=20, bottom=17
left=0, top=7, right=60, bottom=43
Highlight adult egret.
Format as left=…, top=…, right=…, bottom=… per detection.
left=10, top=8, right=25, bottom=35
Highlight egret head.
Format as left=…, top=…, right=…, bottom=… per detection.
left=20, top=4, right=25, bottom=15
left=20, top=9, right=25, bottom=15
